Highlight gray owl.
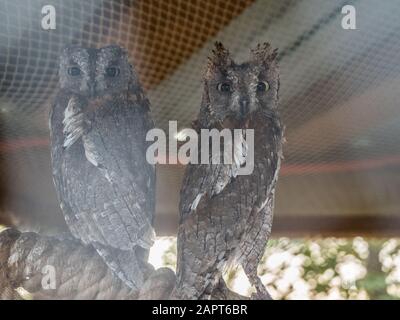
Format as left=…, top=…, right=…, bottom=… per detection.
left=49, top=45, right=156, bottom=290
left=173, top=42, right=283, bottom=299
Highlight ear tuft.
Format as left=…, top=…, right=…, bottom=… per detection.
left=206, top=41, right=232, bottom=71
left=251, top=42, right=278, bottom=64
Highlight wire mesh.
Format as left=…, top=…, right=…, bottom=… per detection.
left=0, top=0, right=400, bottom=231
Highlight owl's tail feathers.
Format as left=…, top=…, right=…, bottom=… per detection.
left=93, top=243, right=154, bottom=290
left=170, top=278, right=219, bottom=300
left=170, top=269, right=220, bottom=300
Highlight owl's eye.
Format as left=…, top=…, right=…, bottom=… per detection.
left=68, top=67, right=81, bottom=76
left=217, top=83, right=231, bottom=92
left=256, top=81, right=269, bottom=92
left=105, top=67, right=120, bottom=77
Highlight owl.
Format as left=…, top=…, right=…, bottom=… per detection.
left=173, top=42, right=283, bottom=299
left=49, top=45, right=156, bottom=290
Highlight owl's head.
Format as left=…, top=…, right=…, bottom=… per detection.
left=59, top=45, right=135, bottom=98
left=200, top=42, right=279, bottom=128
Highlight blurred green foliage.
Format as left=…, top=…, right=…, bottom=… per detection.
left=157, top=237, right=400, bottom=300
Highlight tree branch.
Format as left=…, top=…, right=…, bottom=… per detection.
left=0, top=228, right=247, bottom=300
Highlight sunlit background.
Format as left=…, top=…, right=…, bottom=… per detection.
left=149, top=236, right=400, bottom=300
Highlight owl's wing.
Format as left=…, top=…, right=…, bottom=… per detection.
left=179, top=129, right=249, bottom=221
left=179, top=162, right=231, bottom=223
left=49, top=96, right=84, bottom=237
left=59, top=96, right=87, bottom=149
left=79, top=99, right=155, bottom=250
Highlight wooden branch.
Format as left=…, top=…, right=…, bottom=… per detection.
left=0, top=228, right=247, bottom=300
left=0, top=228, right=135, bottom=299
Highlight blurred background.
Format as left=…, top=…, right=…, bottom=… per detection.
left=1, top=0, right=400, bottom=299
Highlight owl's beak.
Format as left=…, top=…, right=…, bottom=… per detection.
left=239, top=97, right=250, bottom=119
left=88, top=82, right=97, bottom=98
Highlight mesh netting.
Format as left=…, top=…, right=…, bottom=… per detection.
left=1, top=0, right=400, bottom=232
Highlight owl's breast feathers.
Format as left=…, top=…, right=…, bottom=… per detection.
left=176, top=112, right=283, bottom=295
left=180, top=111, right=283, bottom=222
left=50, top=91, right=156, bottom=251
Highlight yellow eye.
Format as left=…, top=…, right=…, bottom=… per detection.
left=256, top=81, right=269, bottom=92
left=217, top=83, right=231, bottom=92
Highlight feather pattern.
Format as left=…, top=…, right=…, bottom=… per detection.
left=173, top=42, right=283, bottom=300
left=50, top=45, right=156, bottom=289
left=62, top=97, right=85, bottom=149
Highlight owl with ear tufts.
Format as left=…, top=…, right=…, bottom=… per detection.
left=172, top=42, right=283, bottom=300
left=49, top=45, right=156, bottom=290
